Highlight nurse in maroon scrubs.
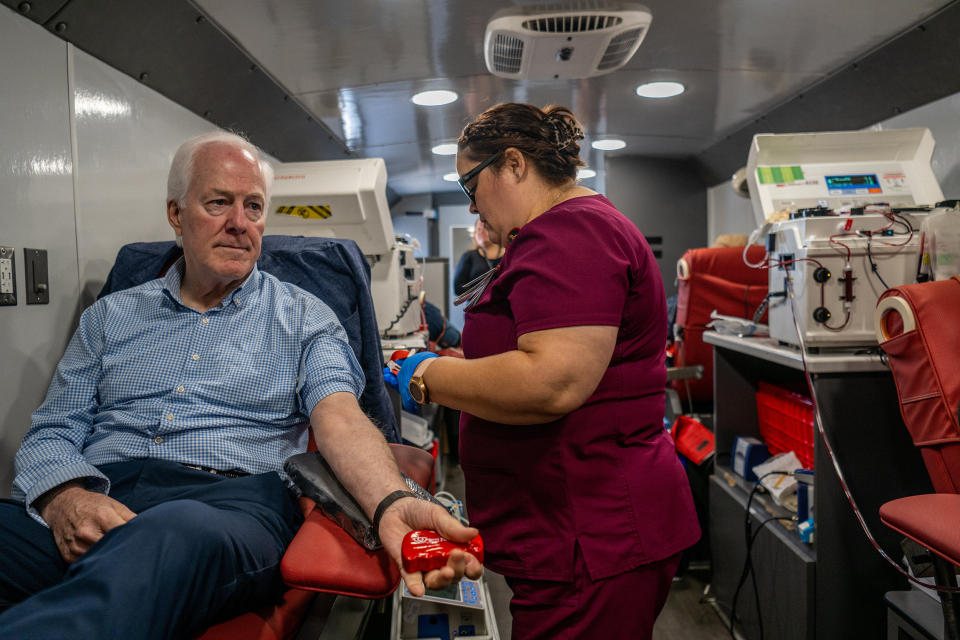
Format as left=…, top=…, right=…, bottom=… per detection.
left=402, top=103, right=700, bottom=639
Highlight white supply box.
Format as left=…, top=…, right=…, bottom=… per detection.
left=745, top=129, right=944, bottom=348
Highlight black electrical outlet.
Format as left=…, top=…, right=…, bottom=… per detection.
left=0, top=246, right=16, bottom=306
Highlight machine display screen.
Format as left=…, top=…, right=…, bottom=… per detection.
left=824, top=174, right=882, bottom=193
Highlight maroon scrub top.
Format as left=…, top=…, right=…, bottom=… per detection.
left=460, top=195, right=700, bottom=581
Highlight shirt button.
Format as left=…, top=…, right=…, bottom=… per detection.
left=192, top=354, right=200, bottom=361
left=154, top=436, right=163, bottom=444
left=166, top=413, right=174, bottom=421
left=201, top=317, right=209, bottom=325
left=177, top=385, right=185, bottom=393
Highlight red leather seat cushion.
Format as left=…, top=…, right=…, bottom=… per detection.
left=880, top=494, right=960, bottom=567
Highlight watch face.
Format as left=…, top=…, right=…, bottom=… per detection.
left=409, top=379, right=425, bottom=403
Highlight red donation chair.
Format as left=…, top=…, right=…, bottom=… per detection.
left=195, top=442, right=435, bottom=639
left=875, top=275, right=960, bottom=640
left=672, top=246, right=768, bottom=408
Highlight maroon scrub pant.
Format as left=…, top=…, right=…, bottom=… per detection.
left=506, top=548, right=682, bottom=640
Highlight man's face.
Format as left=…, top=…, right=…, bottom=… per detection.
left=167, top=142, right=267, bottom=288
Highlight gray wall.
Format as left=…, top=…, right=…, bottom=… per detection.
left=605, top=156, right=708, bottom=297
left=874, top=90, right=960, bottom=199
left=0, top=7, right=216, bottom=495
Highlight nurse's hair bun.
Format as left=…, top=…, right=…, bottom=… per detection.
left=458, top=103, right=586, bottom=184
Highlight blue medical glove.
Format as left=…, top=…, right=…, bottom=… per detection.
left=398, top=351, right=439, bottom=413
left=383, top=366, right=399, bottom=390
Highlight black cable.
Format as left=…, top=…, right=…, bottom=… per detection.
left=728, top=471, right=793, bottom=638
left=750, top=516, right=795, bottom=640
left=752, top=295, right=770, bottom=325
left=728, top=512, right=795, bottom=640
left=891, top=213, right=914, bottom=234
left=380, top=294, right=417, bottom=337
left=866, top=234, right=890, bottom=289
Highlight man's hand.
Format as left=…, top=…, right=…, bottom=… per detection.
left=36, top=482, right=137, bottom=563
left=377, top=497, right=483, bottom=597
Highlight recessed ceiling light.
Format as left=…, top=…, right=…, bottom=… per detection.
left=443, top=172, right=460, bottom=182
left=577, top=168, right=597, bottom=179
left=432, top=143, right=458, bottom=156
left=636, top=81, right=685, bottom=98
left=412, top=90, right=458, bottom=106
left=591, top=139, right=626, bottom=151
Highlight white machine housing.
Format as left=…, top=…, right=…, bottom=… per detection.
left=268, top=159, right=422, bottom=338
left=746, top=129, right=944, bottom=348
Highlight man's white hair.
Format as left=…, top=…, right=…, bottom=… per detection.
left=166, top=131, right=274, bottom=209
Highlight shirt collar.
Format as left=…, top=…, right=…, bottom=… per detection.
left=161, top=256, right=261, bottom=309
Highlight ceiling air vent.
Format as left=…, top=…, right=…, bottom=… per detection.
left=597, top=27, right=644, bottom=70
left=521, top=14, right=623, bottom=32
left=483, top=2, right=651, bottom=80
left=491, top=33, right=525, bottom=75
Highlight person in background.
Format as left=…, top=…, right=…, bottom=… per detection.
left=398, top=103, right=700, bottom=640
left=0, top=131, right=481, bottom=639
left=453, top=218, right=505, bottom=296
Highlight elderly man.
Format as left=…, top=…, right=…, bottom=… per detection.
left=0, top=132, right=480, bottom=638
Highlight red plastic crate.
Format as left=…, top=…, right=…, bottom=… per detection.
left=755, top=381, right=815, bottom=469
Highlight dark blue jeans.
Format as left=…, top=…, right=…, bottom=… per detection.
left=0, top=459, right=303, bottom=639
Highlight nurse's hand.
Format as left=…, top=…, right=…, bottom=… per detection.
left=376, top=495, right=483, bottom=596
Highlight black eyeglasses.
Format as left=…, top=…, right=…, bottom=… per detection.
left=457, top=150, right=502, bottom=204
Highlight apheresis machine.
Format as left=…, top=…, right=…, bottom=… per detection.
left=266, top=159, right=424, bottom=345
left=745, top=128, right=944, bottom=349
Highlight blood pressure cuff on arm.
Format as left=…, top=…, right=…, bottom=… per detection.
left=284, top=451, right=438, bottom=550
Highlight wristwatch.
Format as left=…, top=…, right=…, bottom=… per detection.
left=408, top=358, right=435, bottom=405
left=408, top=373, right=429, bottom=404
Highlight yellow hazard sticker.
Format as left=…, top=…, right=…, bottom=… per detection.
left=275, top=205, right=332, bottom=220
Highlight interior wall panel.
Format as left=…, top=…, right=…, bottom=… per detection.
left=71, top=45, right=218, bottom=304
left=875, top=91, right=960, bottom=199
left=0, top=8, right=78, bottom=496
left=0, top=6, right=227, bottom=496
left=605, top=157, right=707, bottom=297
left=706, top=182, right=757, bottom=245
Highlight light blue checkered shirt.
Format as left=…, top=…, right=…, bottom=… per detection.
left=13, top=258, right=364, bottom=512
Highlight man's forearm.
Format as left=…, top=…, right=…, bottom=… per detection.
left=309, top=393, right=409, bottom=520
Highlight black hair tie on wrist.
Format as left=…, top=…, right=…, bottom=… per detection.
left=372, top=490, right=418, bottom=542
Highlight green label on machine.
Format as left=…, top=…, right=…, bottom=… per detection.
left=757, top=166, right=804, bottom=184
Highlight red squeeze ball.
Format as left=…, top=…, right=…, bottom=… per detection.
left=401, top=529, right=484, bottom=574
